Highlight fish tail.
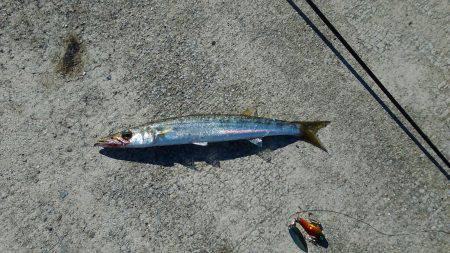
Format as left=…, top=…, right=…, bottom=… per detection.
left=294, top=121, right=330, bottom=152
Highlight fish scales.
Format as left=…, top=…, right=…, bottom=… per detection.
left=150, top=115, right=300, bottom=146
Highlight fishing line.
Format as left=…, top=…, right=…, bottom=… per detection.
left=296, top=209, right=450, bottom=237
left=294, top=0, right=449, bottom=168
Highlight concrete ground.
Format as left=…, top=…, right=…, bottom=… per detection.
left=0, top=0, right=448, bottom=252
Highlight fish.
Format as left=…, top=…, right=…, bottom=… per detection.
left=94, top=112, right=329, bottom=151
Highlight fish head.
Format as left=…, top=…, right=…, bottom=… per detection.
left=94, top=128, right=154, bottom=148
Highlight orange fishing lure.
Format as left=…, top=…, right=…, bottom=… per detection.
left=288, top=211, right=326, bottom=245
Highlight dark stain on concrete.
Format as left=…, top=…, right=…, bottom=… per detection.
left=57, top=34, right=84, bottom=75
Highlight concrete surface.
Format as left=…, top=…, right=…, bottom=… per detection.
left=0, top=0, right=448, bottom=252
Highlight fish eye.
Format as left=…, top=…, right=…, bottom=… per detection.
left=121, top=129, right=133, bottom=139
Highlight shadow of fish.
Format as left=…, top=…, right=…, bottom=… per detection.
left=99, top=136, right=302, bottom=167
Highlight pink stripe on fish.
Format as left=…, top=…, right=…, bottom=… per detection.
left=221, top=129, right=268, bottom=134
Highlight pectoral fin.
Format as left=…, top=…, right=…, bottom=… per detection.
left=155, top=127, right=172, bottom=137
left=193, top=142, right=208, bottom=146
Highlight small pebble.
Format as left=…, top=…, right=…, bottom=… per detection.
left=59, top=190, right=69, bottom=200
left=66, top=147, right=73, bottom=152
left=106, top=74, right=112, bottom=81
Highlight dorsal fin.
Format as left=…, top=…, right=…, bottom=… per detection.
left=242, top=108, right=258, bottom=117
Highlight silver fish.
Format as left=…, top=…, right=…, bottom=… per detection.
left=95, top=113, right=329, bottom=151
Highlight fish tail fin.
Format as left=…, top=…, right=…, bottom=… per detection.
left=294, top=121, right=330, bottom=152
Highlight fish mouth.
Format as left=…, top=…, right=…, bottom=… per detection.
left=94, top=137, right=127, bottom=148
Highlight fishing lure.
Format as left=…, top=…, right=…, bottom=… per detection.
left=94, top=111, right=329, bottom=151
left=288, top=208, right=450, bottom=250
left=288, top=211, right=326, bottom=246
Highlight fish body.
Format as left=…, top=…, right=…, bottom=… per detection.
left=148, top=115, right=300, bottom=146
left=95, top=114, right=329, bottom=151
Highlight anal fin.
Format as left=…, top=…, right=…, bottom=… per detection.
left=249, top=138, right=263, bottom=147
left=192, top=142, right=208, bottom=146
